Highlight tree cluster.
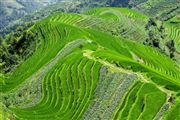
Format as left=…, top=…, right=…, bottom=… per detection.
left=144, top=18, right=176, bottom=59
left=0, top=23, right=37, bottom=74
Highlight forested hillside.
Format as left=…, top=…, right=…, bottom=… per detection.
left=0, top=0, right=66, bottom=32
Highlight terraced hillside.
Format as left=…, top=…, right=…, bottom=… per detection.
left=0, top=8, right=180, bottom=120
left=132, top=0, right=180, bottom=20
left=164, top=15, right=180, bottom=63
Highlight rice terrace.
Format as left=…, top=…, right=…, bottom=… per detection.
left=0, top=0, right=180, bottom=120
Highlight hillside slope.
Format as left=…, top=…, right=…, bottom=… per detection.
left=0, top=8, right=180, bottom=120
left=2, top=0, right=179, bottom=36
left=0, top=0, right=66, bottom=31
left=164, top=15, right=180, bottom=63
